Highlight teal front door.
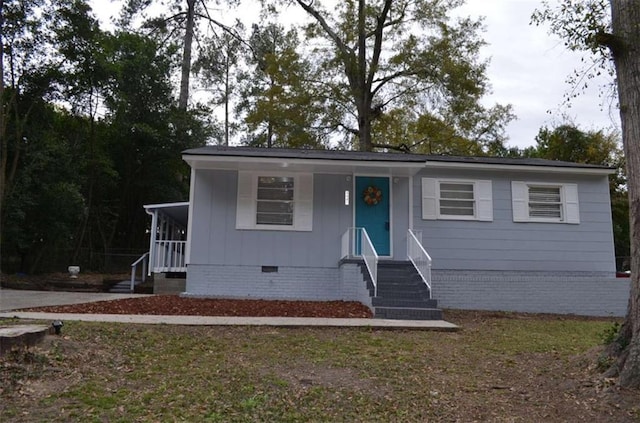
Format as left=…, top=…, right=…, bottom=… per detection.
left=355, top=176, right=391, bottom=256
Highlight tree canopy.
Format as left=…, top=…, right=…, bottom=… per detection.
left=272, top=0, right=515, bottom=152
left=1, top=0, right=210, bottom=273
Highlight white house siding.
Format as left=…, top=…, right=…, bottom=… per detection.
left=412, top=168, right=616, bottom=274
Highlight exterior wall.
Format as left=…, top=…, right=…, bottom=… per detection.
left=432, top=270, right=629, bottom=317
left=189, top=170, right=353, bottom=268
left=412, top=168, right=616, bottom=273
left=184, top=263, right=372, bottom=305
left=186, top=169, right=411, bottom=300
left=189, top=170, right=412, bottom=267
left=339, top=263, right=373, bottom=308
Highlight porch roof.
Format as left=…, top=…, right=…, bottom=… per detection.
left=144, top=202, right=189, bottom=227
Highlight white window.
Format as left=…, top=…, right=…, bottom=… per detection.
left=256, top=176, right=294, bottom=225
left=236, top=172, right=313, bottom=231
left=511, top=181, right=579, bottom=224
left=422, top=178, right=493, bottom=221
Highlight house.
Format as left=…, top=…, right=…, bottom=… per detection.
left=142, top=146, right=630, bottom=317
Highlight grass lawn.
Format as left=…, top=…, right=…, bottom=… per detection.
left=1, top=310, right=638, bottom=422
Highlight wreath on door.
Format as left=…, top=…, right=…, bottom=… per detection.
left=363, top=185, right=383, bottom=206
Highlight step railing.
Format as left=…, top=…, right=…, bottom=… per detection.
left=341, top=227, right=379, bottom=297
left=130, top=252, right=149, bottom=291
left=407, top=229, right=432, bottom=296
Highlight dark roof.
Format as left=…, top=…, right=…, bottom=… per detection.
left=423, top=154, right=614, bottom=169
left=183, top=146, right=614, bottom=170
left=183, top=146, right=427, bottom=162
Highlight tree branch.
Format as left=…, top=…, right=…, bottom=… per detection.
left=595, top=30, right=626, bottom=56
left=295, top=0, right=353, bottom=58
left=366, top=0, right=394, bottom=92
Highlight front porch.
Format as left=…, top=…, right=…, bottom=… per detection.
left=125, top=202, right=189, bottom=294
left=144, top=202, right=189, bottom=274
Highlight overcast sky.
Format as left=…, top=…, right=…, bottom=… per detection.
left=458, top=0, right=619, bottom=149
left=91, top=0, right=620, bottom=149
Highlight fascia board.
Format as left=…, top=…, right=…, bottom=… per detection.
left=183, top=154, right=425, bottom=171
left=424, top=161, right=616, bottom=176
left=143, top=201, right=190, bottom=210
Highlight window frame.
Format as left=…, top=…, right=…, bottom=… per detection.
left=421, top=178, right=493, bottom=222
left=511, top=181, right=580, bottom=224
left=437, top=180, right=477, bottom=220
left=256, top=176, right=295, bottom=226
left=236, top=171, right=313, bottom=231
left=527, top=184, right=563, bottom=221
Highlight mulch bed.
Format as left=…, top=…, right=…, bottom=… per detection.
left=21, top=295, right=374, bottom=318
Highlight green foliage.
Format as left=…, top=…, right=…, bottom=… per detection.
left=237, top=23, right=326, bottom=148
left=601, top=321, right=622, bottom=345
left=287, top=0, right=514, bottom=151
left=530, top=124, right=619, bottom=165
left=532, top=0, right=611, bottom=55
left=1, top=0, right=211, bottom=272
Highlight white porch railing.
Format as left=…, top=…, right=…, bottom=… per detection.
left=341, top=227, right=379, bottom=297
left=152, top=240, right=187, bottom=272
left=407, top=229, right=432, bottom=295
left=130, top=252, right=149, bottom=291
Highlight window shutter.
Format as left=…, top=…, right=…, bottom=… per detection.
left=563, top=183, right=580, bottom=224
left=294, top=174, right=314, bottom=231
left=236, top=172, right=255, bottom=229
left=511, top=181, right=528, bottom=222
left=476, top=180, right=493, bottom=221
left=421, top=178, right=437, bottom=220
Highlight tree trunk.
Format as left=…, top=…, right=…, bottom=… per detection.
left=178, top=0, right=196, bottom=111
left=610, top=0, right=640, bottom=388
left=225, top=49, right=230, bottom=146
left=357, top=0, right=370, bottom=152
left=0, top=0, right=6, bottom=241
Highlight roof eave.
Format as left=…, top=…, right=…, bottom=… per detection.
left=423, top=160, right=616, bottom=175
left=182, top=153, right=426, bottom=175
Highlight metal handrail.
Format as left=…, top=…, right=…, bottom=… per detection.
left=130, top=252, right=149, bottom=291
left=407, top=229, right=432, bottom=295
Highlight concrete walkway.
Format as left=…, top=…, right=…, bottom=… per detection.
left=0, top=289, right=148, bottom=312
left=0, top=289, right=459, bottom=331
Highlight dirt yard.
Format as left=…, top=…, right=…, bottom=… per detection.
left=1, top=308, right=638, bottom=422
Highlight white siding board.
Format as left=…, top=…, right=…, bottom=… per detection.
left=476, top=180, right=493, bottom=221
left=421, top=177, right=437, bottom=220
left=235, top=172, right=255, bottom=230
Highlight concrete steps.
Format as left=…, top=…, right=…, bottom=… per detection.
left=361, top=261, right=443, bottom=321
left=108, top=280, right=140, bottom=293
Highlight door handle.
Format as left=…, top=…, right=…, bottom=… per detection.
left=385, top=222, right=390, bottom=231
